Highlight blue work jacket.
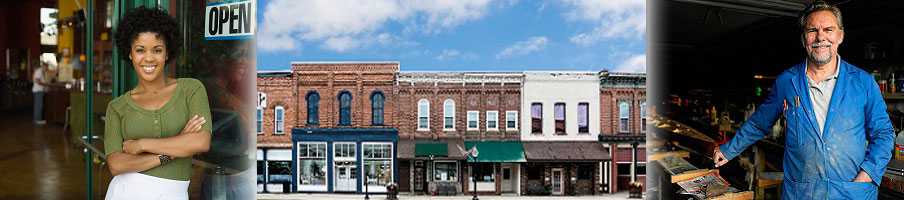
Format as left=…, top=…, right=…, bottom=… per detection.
left=720, top=59, right=895, bottom=200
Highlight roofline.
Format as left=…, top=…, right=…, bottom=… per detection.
left=290, top=61, right=400, bottom=65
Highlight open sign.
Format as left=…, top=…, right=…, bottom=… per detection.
left=205, top=0, right=255, bottom=40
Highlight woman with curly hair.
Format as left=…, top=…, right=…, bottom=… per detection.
left=103, top=6, right=211, bottom=200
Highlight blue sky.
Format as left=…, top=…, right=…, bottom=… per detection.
left=256, top=0, right=645, bottom=72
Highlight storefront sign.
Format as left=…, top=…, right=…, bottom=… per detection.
left=205, top=0, right=255, bottom=40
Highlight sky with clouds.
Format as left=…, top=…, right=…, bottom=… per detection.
left=256, top=0, right=645, bottom=73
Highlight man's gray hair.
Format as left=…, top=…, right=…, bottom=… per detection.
left=799, top=1, right=844, bottom=31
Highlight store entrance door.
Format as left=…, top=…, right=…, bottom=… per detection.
left=334, top=163, right=357, bottom=192
left=552, top=168, right=564, bottom=195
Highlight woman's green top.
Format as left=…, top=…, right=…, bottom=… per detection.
left=104, top=78, right=212, bottom=181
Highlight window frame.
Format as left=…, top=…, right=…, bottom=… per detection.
left=297, top=142, right=328, bottom=191
left=554, top=102, right=566, bottom=135
left=640, top=101, right=647, bottom=133
left=531, top=103, right=543, bottom=134
left=505, top=111, right=518, bottom=131
left=443, top=99, right=455, bottom=131
left=467, top=111, right=480, bottom=131
left=371, top=92, right=385, bottom=126
left=618, top=100, right=630, bottom=133
left=306, top=91, right=320, bottom=126
left=274, top=106, right=285, bottom=135
left=338, top=91, right=352, bottom=126
left=486, top=110, right=499, bottom=131
left=433, top=161, right=459, bottom=182
left=256, top=107, right=263, bottom=134
left=417, top=99, right=430, bottom=131
left=578, top=102, right=589, bottom=134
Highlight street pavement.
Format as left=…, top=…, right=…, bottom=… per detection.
left=257, top=192, right=637, bottom=200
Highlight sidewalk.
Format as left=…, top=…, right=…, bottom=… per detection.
left=257, top=192, right=636, bottom=200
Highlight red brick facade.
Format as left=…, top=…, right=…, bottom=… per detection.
left=293, top=62, right=399, bottom=129
left=598, top=72, right=646, bottom=193
left=257, top=73, right=295, bottom=148
left=396, top=73, right=522, bottom=140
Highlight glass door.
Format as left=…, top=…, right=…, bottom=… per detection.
left=552, top=168, right=564, bottom=195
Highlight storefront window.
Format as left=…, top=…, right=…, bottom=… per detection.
left=434, top=161, right=457, bottom=181
left=298, top=143, right=327, bottom=190
left=267, top=161, right=291, bottom=183
left=635, top=163, right=646, bottom=175
left=474, top=164, right=495, bottom=182
left=363, top=143, right=393, bottom=192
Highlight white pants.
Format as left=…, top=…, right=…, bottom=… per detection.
left=105, top=172, right=190, bottom=200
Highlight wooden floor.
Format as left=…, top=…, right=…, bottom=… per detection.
left=0, top=109, right=100, bottom=199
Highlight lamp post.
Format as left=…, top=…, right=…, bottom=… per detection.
left=467, top=146, right=479, bottom=200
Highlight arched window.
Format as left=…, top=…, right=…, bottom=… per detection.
left=443, top=99, right=455, bottom=130
left=371, top=92, right=385, bottom=125
left=339, top=91, right=352, bottom=126
left=306, top=91, right=320, bottom=125
left=417, top=99, right=429, bottom=130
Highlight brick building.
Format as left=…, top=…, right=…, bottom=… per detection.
left=597, top=71, right=647, bottom=193
left=256, top=62, right=401, bottom=194
left=255, top=62, right=647, bottom=196
left=256, top=70, right=295, bottom=193
left=395, top=72, right=523, bottom=195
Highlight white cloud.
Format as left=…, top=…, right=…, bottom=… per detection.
left=496, top=36, right=549, bottom=59
left=612, top=54, right=645, bottom=73
left=436, top=49, right=461, bottom=60
left=435, top=49, right=477, bottom=61
left=258, top=0, right=493, bottom=52
left=562, top=0, right=645, bottom=46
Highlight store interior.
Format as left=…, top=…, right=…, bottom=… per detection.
left=651, top=0, right=904, bottom=199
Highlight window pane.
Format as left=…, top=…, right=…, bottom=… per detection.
left=506, top=112, right=517, bottom=129
left=256, top=108, right=262, bottom=133
left=474, top=164, right=495, bottom=182
left=554, top=103, right=565, bottom=133
left=531, top=103, right=542, bottom=133
left=298, top=159, right=327, bottom=186
left=578, top=103, right=588, bottom=133
left=445, top=117, right=454, bottom=129
left=418, top=99, right=429, bottom=129
left=619, top=101, right=629, bottom=119
left=268, top=161, right=291, bottom=183
left=467, top=112, right=478, bottom=129
left=434, top=162, right=457, bottom=181
left=487, top=111, right=497, bottom=129
left=340, top=93, right=352, bottom=125
left=372, top=93, right=384, bottom=125
left=307, top=92, right=320, bottom=125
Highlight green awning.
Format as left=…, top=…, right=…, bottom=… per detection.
left=463, top=141, right=526, bottom=163
left=415, top=142, right=448, bottom=157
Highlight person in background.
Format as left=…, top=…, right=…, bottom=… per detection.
left=32, top=54, right=54, bottom=125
